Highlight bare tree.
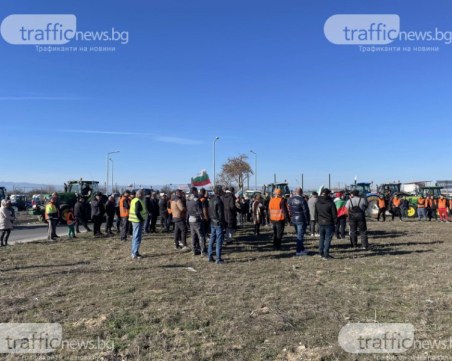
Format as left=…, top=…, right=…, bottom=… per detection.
left=217, top=154, right=253, bottom=192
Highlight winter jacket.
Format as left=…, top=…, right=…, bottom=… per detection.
left=288, top=195, right=310, bottom=224
left=308, top=196, right=318, bottom=221
left=314, top=196, right=337, bottom=226
left=221, top=191, right=237, bottom=229
left=209, top=195, right=226, bottom=227
left=106, top=201, right=116, bottom=217
left=171, top=197, right=186, bottom=221
left=186, top=195, right=203, bottom=223
left=91, top=199, right=105, bottom=219
left=0, top=203, right=14, bottom=230
left=159, top=198, right=168, bottom=216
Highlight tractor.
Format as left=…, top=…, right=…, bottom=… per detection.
left=262, top=182, right=291, bottom=199
left=37, top=179, right=101, bottom=223
left=346, top=182, right=378, bottom=217
left=405, top=186, right=444, bottom=218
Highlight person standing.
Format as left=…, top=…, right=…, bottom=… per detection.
left=159, top=193, right=170, bottom=232
left=74, top=197, right=91, bottom=233
left=187, top=187, right=207, bottom=255
left=269, top=189, right=289, bottom=250
left=417, top=195, right=427, bottom=221
left=149, top=192, right=159, bottom=233
left=105, top=195, right=116, bottom=235
left=119, top=190, right=131, bottom=241
left=345, top=190, right=369, bottom=250
left=144, top=193, right=153, bottom=234
left=45, top=193, right=60, bottom=241
left=252, top=194, right=264, bottom=236
left=288, top=188, right=310, bottom=256
left=171, top=189, right=188, bottom=250
left=91, top=192, right=105, bottom=237
left=208, top=185, right=226, bottom=264
left=308, top=192, right=319, bottom=237
left=129, top=189, right=148, bottom=259
left=391, top=194, right=403, bottom=221
left=334, top=192, right=347, bottom=239
left=0, top=199, right=14, bottom=246
left=222, top=187, right=238, bottom=244
left=198, top=188, right=210, bottom=238
left=314, top=188, right=337, bottom=260
left=426, top=195, right=438, bottom=222
left=66, top=207, right=76, bottom=239
left=377, top=194, right=387, bottom=222
left=400, top=196, right=409, bottom=219
left=437, top=195, right=449, bottom=222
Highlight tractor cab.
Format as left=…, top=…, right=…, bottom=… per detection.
left=349, top=182, right=372, bottom=196
left=262, top=182, right=291, bottom=198
left=377, top=183, right=402, bottom=197
left=66, top=180, right=100, bottom=199
left=418, top=186, right=442, bottom=198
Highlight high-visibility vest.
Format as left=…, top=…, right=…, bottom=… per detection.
left=417, top=198, right=426, bottom=208
left=128, top=198, right=148, bottom=223
left=438, top=198, right=447, bottom=209
left=45, top=202, right=58, bottom=220
left=392, top=198, right=401, bottom=207
left=119, top=196, right=130, bottom=217
left=269, top=197, right=285, bottom=221
left=378, top=198, right=386, bottom=208
left=66, top=211, right=75, bottom=226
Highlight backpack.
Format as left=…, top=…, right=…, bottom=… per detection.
left=349, top=197, right=365, bottom=221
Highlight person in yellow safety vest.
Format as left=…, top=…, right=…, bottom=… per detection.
left=268, top=188, right=290, bottom=250
left=129, top=189, right=148, bottom=259
left=66, top=207, right=76, bottom=239
left=437, top=195, right=449, bottom=223
left=45, top=193, right=60, bottom=241
left=417, top=195, right=427, bottom=221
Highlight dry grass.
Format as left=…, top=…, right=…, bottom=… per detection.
left=0, top=219, right=451, bottom=360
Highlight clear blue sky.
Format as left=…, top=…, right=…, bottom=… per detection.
left=1, top=0, right=452, bottom=190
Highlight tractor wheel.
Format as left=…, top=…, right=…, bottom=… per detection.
left=407, top=205, right=417, bottom=218
left=59, top=205, right=69, bottom=224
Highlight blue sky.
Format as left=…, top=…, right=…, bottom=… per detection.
left=1, top=0, right=452, bottom=190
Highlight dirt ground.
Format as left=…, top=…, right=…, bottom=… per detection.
left=0, top=219, right=451, bottom=360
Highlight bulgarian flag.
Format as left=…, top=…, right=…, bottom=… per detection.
left=191, top=170, right=211, bottom=187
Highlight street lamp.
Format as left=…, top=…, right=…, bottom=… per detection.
left=250, top=150, right=257, bottom=191
left=109, top=158, right=114, bottom=194
left=213, top=136, right=220, bottom=188
left=106, top=151, right=120, bottom=194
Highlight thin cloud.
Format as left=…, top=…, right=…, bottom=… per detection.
left=56, top=129, right=202, bottom=145
left=0, top=96, right=83, bottom=101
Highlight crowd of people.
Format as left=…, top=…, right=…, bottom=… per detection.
left=1, top=185, right=450, bottom=263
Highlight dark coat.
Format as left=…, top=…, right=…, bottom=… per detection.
left=221, top=192, right=237, bottom=229
left=288, top=195, right=310, bottom=224
left=314, top=196, right=337, bottom=226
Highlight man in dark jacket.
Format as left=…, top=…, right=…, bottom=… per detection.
left=187, top=187, right=207, bottom=255
left=345, top=190, right=369, bottom=249
left=105, top=195, right=116, bottom=236
left=144, top=193, right=153, bottom=234
left=314, top=188, right=337, bottom=260
left=149, top=192, right=160, bottom=232
left=91, top=192, right=106, bottom=237
left=221, top=187, right=238, bottom=244
left=288, top=187, right=310, bottom=256
left=74, top=197, right=91, bottom=233
left=208, top=185, right=226, bottom=264
left=158, top=193, right=170, bottom=232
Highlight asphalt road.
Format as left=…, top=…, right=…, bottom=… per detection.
left=8, top=224, right=87, bottom=245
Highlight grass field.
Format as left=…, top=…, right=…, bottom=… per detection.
left=0, top=219, right=451, bottom=360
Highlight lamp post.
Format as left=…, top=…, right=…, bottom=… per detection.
left=213, top=136, right=220, bottom=188
left=109, top=158, right=114, bottom=193
left=106, top=151, right=120, bottom=194
left=250, top=150, right=257, bottom=191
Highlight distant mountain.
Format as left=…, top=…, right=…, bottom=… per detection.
left=0, top=181, right=63, bottom=193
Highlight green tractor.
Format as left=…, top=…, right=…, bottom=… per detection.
left=39, top=179, right=100, bottom=223
left=405, top=186, right=443, bottom=218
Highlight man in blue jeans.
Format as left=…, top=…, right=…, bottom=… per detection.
left=288, top=187, right=310, bottom=256
left=208, top=185, right=226, bottom=264
left=129, top=189, right=148, bottom=259
left=314, top=188, right=337, bottom=260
